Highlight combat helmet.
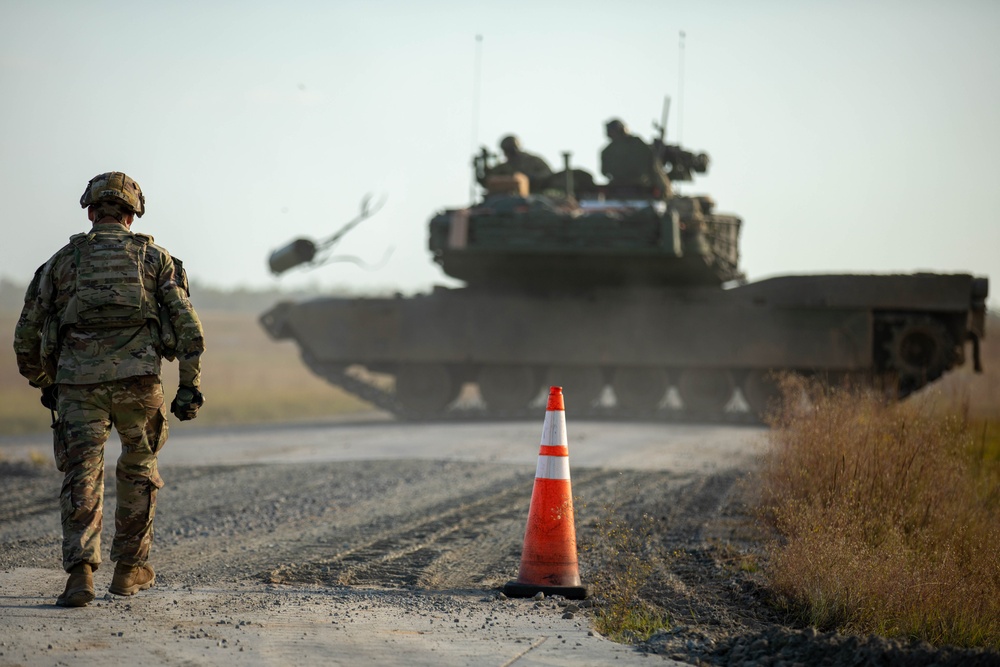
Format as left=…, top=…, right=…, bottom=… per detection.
left=79, top=172, right=145, bottom=218
left=605, top=118, right=626, bottom=135
left=499, top=135, right=521, bottom=154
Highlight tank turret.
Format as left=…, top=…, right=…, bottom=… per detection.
left=432, top=137, right=740, bottom=291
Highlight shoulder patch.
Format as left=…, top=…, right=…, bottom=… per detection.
left=24, top=263, right=47, bottom=303
left=173, top=257, right=191, bottom=296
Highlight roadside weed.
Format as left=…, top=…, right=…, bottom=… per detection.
left=758, top=376, right=1000, bottom=649
left=581, top=493, right=671, bottom=642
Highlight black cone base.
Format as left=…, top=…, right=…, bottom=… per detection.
left=503, top=581, right=590, bottom=600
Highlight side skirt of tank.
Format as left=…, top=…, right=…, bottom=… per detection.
left=261, top=274, right=984, bottom=421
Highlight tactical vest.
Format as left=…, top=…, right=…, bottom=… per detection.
left=61, top=231, right=159, bottom=330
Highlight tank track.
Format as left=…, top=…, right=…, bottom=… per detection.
left=304, top=354, right=763, bottom=424
left=304, top=356, right=408, bottom=417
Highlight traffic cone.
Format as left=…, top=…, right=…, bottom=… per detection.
left=503, top=386, right=589, bottom=600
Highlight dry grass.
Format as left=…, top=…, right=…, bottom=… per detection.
left=0, top=311, right=374, bottom=436
left=758, top=368, right=1000, bottom=648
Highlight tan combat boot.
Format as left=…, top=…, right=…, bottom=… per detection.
left=109, top=562, right=155, bottom=596
left=56, top=563, right=95, bottom=607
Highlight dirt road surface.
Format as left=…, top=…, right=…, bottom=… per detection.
left=0, top=416, right=761, bottom=666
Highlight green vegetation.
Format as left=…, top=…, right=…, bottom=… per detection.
left=758, top=375, right=1000, bottom=649
left=582, top=498, right=671, bottom=642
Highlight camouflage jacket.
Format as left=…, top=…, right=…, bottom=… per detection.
left=600, top=134, right=671, bottom=194
left=13, top=222, right=205, bottom=388
left=484, top=151, right=553, bottom=189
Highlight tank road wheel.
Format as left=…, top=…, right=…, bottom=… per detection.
left=394, top=364, right=455, bottom=417
left=478, top=365, right=539, bottom=414
left=883, top=317, right=954, bottom=384
left=544, top=366, right=605, bottom=408
left=742, top=370, right=783, bottom=421
left=613, top=367, right=668, bottom=412
left=676, top=369, right=735, bottom=415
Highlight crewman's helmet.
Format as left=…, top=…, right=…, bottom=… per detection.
left=605, top=118, right=626, bottom=136
left=79, top=172, right=145, bottom=217
left=499, top=135, right=521, bottom=154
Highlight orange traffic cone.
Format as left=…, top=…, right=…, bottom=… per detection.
left=504, top=386, right=589, bottom=600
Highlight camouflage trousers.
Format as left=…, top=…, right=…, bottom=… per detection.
left=53, top=375, right=168, bottom=572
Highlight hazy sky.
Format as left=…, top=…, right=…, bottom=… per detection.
left=2, top=1, right=998, bottom=306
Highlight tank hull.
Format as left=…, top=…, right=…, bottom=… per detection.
left=260, top=272, right=988, bottom=421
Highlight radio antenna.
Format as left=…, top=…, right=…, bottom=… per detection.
left=470, top=34, right=484, bottom=204
left=678, top=30, right=686, bottom=143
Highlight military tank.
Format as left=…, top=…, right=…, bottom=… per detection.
left=260, top=135, right=989, bottom=421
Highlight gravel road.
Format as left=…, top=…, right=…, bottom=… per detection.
left=1, top=416, right=996, bottom=666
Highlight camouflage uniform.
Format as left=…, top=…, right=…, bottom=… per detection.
left=488, top=151, right=554, bottom=191
left=481, top=135, right=554, bottom=192
left=601, top=132, right=672, bottom=198
left=14, top=213, right=204, bottom=573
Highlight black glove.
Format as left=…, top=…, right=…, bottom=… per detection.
left=40, top=385, right=58, bottom=411
left=170, top=386, right=204, bottom=421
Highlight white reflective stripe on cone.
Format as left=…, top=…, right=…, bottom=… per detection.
left=540, top=411, right=568, bottom=447
left=535, top=455, right=571, bottom=480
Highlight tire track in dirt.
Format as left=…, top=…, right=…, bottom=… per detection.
left=0, top=465, right=57, bottom=523
left=662, top=470, right=744, bottom=544
left=0, top=491, right=55, bottom=524
left=0, top=465, right=62, bottom=568
left=266, top=468, right=630, bottom=590
left=146, top=460, right=535, bottom=587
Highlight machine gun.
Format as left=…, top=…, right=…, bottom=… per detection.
left=651, top=95, right=710, bottom=183
left=472, top=146, right=499, bottom=186
left=657, top=143, right=710, bottom=182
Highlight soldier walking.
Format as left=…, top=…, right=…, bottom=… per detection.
left=13, top=172, right=206, bottom=607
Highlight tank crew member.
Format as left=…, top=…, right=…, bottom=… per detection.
left=600, top=119, right=672, bottom=199
left=13, top=172, right=206, bottom=607
left=483, top=134, right=554, bottom=192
